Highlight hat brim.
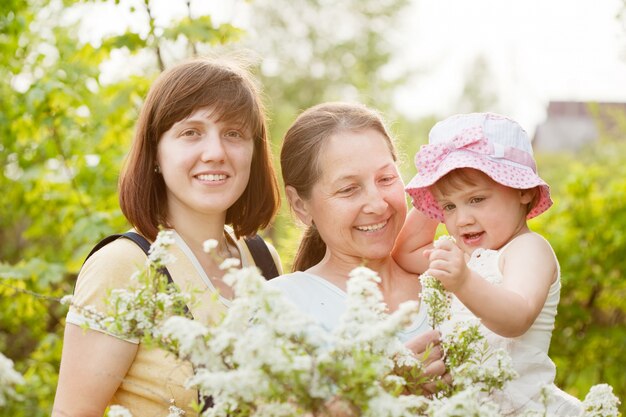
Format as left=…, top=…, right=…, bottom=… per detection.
left=405, top=152, right=553, bottom=221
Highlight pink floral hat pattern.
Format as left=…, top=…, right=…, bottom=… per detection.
left=405, top=113, right=553, bottom=221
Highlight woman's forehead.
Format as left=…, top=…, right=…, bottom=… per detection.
left=317, top=130, right=396, bottom=182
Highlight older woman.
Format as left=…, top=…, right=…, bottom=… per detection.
left=53, top=57, right=282, bottom=416
left=269, top=102, right=444, bottom=388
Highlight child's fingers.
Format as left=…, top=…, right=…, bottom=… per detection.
left=427, top=247, right=446, bottom=262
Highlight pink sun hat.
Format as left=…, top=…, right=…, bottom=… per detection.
left=405, top=112, right=553, bottom=221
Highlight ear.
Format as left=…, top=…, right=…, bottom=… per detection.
left=519, top=188, right=536, bottom=205
left=285, top=185, right=313, bottom=226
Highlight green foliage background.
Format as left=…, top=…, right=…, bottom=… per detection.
left=1, top=0, right=624, bottom=415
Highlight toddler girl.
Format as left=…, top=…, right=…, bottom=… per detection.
left=397, top=112, right=582, bottom=416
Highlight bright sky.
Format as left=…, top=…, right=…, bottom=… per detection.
left=393, top=0, right=626, bottom=134
left=74, top=0, right=626, bottom=136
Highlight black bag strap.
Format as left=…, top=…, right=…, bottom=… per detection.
left=84, top=232, right=174, bottom=284
left=82, top=232, right=190, bottom=318
left=243, top=234, right=279, bottom=280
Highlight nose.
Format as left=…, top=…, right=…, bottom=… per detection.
left=200, top=131, right=226, bottom=163
left=363, top=186, right=388, bottom=214
left=455, top=206, right=474, bottom=227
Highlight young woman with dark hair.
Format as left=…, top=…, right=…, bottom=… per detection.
left=53, top=57, right=281, bottom=416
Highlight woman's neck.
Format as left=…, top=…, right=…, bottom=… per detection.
left=309, top=253, right=400, bottom=290
left=309, top=253, right=421, bottom=312
left=167, top=210, right=228, bottom=254
left=167, top=210, right=238, bottom=300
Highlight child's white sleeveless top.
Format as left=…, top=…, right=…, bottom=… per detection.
left=442, top=234, right=582, bottom=416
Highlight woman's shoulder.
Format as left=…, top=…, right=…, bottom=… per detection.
left=84, top=235, right=148, bottom=269
left=266, top=271, right=311, bottom=289
left=266, top=271, right=334, bottom=297
left=70, top=234, right=150, bottom=321
left=76, top=235, right=148, bottom=293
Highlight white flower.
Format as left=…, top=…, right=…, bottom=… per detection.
left=59, top=294, right=73, bottom=306
left=106, top=404, right=133, bottom=417
left=219, top=258, right=241, bottom=270
left=433, top=234, right=456, bottom=247
left=582, top=383, right=621, bottom=417
left=102, top=252, right=600, bottom=417
left=148, top=230, right=177, bottom=266
left=188, top=368, right=269, bottom=403
left=203, top=239, right=219, bottom=253
left=167, top=404, right=185, bottom=417
left=429, top=386, right=501, bottom=417
left=420, top=272, right=451, bottom=328
left=0, top=353, right=24, bottom=406
left=366, top=390, right=428, bottom=417
left=161, top=316, right=209, bottom=356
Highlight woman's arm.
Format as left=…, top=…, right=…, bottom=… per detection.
left=52, top=324, right=138, bottom=417
left=392, top=208, right=439, bottom=275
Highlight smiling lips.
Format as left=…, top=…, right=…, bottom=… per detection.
left=196, top=173, right=228, bottom=182
left=355, top=220, right=388, bottom=232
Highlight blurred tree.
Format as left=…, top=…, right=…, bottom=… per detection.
left=0, top=0, right=242, bottom=414
left=241, top=0, right=414, bottom=268
left=533, top=108, right=626, bottom=413
left=3, top=0, right=624, bottom=415
left=456, top=55, right=499, bottom=113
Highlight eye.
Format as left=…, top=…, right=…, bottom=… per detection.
left=224, top=129, right=247, bottom=140
left=225, top=130, right=241, bottom=138
left=379, top=175, right=397, bottom=185
left=180, top=128, right=200, bottom=138
left=470, top=196, right=485, bottom=204
left=337, top=185, right=358, bottom=196
left=441, top=203, right=455, bottom=212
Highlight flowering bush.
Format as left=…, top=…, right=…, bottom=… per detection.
left=0, top=352, right=24, bottom=407
left=67, top=231, right=619, bottom=417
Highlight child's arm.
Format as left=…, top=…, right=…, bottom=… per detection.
left=427, top=233, right=556, bottom=337
left=392, top=208, right=439, bottom=275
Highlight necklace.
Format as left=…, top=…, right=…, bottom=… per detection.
left=214, top=233, right=239, bottom=260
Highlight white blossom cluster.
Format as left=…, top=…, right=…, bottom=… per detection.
left=92, top=231, right=621, bottom=417
left=0, top=352, right=24, bottom=406
left=419, top=273, right=450, bottom=329
left=427, top=385, right=502, bottom=417
left=106, top=405, right=133, bottom=417
left=157, top=262, right=430, bottom=416
left=147, top=230, right=177, bottom=266
left=581, top=384, right=621, bottom=417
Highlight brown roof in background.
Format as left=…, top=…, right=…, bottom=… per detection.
left=533, top=101, right=626, bottom=152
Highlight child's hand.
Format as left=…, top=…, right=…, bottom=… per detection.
left=424, top=237, right=469, bottom=293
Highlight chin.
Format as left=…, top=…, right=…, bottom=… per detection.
left=361, top=248, right=394, bottom=262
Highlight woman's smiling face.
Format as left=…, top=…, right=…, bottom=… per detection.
left=300, top=128, right=407, bottom=263
left=157, top=106, right=255, bottom=224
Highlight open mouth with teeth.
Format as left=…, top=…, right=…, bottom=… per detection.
left=462, top=231, right=484, bottom=242
left=196, top=174, right=228, bottom=182
left=355, top=220, right=387, bottom=232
